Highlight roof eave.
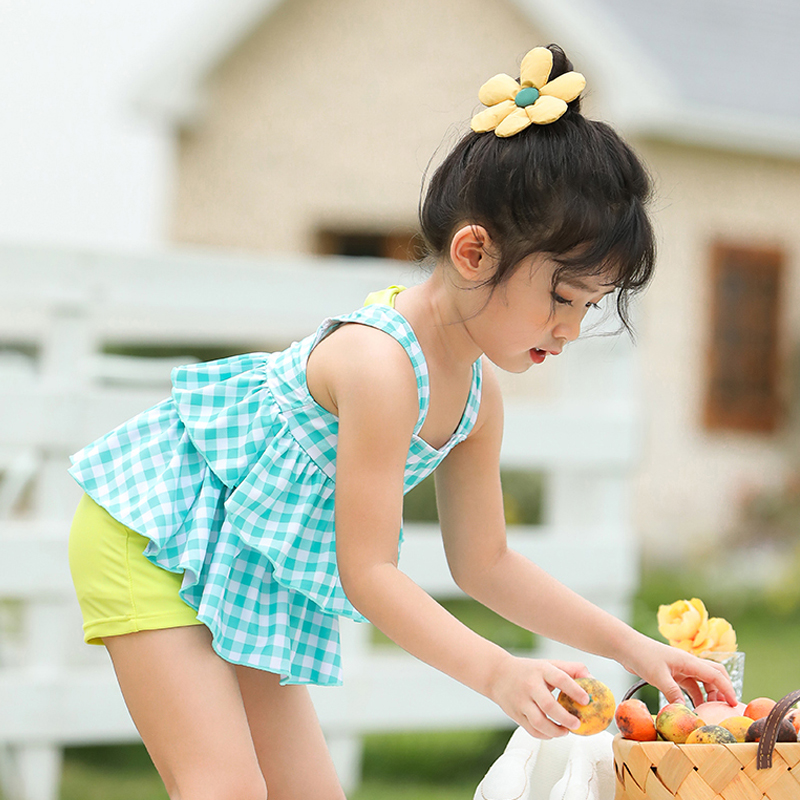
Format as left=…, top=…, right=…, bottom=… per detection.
left=618, top=103, right=800, bottom=161
left=132, top=0, right=285, bottom=127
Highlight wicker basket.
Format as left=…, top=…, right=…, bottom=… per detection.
left=613, top=681, right=800, bottom=800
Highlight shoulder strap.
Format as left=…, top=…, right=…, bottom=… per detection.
left=310, top=302, right=429, bottom=434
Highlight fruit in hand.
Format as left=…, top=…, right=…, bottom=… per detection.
left=744, top=697, right=776, bottom=720
left=656, top=703, right=705, bottom=743
left=745, top=717, right=798, bottom=743
left=685, top=724, right=737, bottom=744
left=615, top=699, right=657, bottom=741
left=557, top=677, right=615, bottom=736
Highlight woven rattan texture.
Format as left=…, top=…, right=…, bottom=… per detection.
left=613, top=738, right=800, bottom=800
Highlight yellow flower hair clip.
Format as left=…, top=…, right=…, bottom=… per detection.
left=471, top=47, right=586, bottom=137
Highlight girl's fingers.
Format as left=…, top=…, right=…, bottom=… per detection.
left=704, top=665, right=738, bottom=705
left=537, top=670, right=588, bottom=730
left=545, top=665, right=590, bottom=706
left=549, top=660, right=591, bottom=680
left=523, top=704, right=572, bottom=739
left=660, top=681, right=687, bottom=706
left=687, top=657, right=736, bottom=705
left=677, top=679, right=704, bottom=709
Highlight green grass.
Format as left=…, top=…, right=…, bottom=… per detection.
left=47, top=730, right=508, bottom=800
left=59, top=745, right=168, bottom=800
left=371, top=596, right=536, bottom=651
left=352, top=729, right=509, bottom=800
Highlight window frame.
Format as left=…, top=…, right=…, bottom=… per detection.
left=703, top=241, right=785, bottom=434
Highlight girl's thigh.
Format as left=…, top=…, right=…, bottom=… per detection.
left=104, top=625, right=266, bottom=800
left=235, top=665, right=346, bottom=800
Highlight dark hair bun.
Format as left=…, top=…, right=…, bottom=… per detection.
left=419, top=44, right=655, bottom=333
left=544, top=44, right=581, bottom=115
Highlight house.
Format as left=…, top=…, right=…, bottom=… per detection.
left=135, top=0, right=800, bottom=561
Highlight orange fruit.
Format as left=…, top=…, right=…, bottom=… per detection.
left=615, top=699, right=657, bottom=741
left=656, top=703, right=704, bottom=744
left=557, top=677, right=615, bottom=736
left=719, top=716, right=754, bottom=743
left=685, top=724, right=737, bottom=744
left=744, top=697, right=776, bottom=720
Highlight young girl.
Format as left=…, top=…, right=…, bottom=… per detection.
left=68, top=45, right=735, bottom=800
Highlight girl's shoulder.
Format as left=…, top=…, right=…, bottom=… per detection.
left=307, top=313, right=422, bottom=428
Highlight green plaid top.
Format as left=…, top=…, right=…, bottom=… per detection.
left=68, top=299, right=483, bottom=685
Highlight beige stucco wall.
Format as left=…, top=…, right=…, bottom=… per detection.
left=167, top=0, right=800, bottom=560
left=168, top=0, right=604, bottom=253
left=632, top=141, right=800, bottom=560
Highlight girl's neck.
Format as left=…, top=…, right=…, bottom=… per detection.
left=393, top=270, right=484, bottom=370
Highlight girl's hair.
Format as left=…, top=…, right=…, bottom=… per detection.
left=419, top=44, right=655, bottom=333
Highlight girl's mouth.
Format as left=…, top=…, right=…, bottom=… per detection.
left=530, top=348, right=546, bottom=364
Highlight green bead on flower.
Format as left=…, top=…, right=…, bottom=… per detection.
left=514, top=86, right=540, bottom=108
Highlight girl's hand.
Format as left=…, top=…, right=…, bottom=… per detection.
left=488, top=655, right=592, bottom=739
left=622, top=635, right=737, bottom=708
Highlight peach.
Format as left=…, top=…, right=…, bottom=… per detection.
left=745, top=717, right=797, bottom=743
left=787, top=709, right=800, bottom=735
left=694, top=701, right=747, bottom=725
left=719, top=715, right=754, bottom=743
left=557, top=677, right=615, bottom=736
left=615, top=699, right=657, bottom=741
left=744, top=697, right=776, bottom=720
left=656, top=703, right=705, bottom=743
left=685, top=724, right=737, bottom=744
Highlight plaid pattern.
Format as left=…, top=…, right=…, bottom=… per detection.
left=69, top=302, right=483, bottom=685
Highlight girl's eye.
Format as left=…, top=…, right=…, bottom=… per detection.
left=553, top=292, right=602, bottom=310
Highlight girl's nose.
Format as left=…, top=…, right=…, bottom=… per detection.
left=553, top=318, right=581, bottom=343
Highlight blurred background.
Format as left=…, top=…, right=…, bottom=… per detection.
left=0, top=1, right=799, bottom=798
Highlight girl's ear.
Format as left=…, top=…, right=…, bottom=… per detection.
left=449, top=225, right=496, bottom=283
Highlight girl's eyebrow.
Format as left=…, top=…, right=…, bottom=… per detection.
left=560, top=277, right=616, bottom=296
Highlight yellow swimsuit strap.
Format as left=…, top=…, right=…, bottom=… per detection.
left=363, top=285, right=407, bottom=309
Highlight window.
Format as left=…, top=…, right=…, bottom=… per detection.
left=317, top=228, right=423, bottom=261
left=704, top=242, right=784, bottom=433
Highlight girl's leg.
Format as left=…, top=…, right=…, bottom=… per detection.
left=235, top=665, right=347, bottom=800
left=104, top=626, right=267, bottom=800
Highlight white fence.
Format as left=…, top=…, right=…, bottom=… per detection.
left=0, top=245, right=641, bottom=799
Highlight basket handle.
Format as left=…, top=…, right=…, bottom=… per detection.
left=756, top=689, right=800, bottom=769
left=621, top=679, right=696, bottom=708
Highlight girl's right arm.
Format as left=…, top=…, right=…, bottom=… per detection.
left=310, top=323, right=589, bottom=738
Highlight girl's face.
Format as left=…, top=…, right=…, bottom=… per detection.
left=466, top=256, right=615, bottom=373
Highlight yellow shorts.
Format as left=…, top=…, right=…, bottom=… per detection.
left=68, top=494, right=203, bottom=645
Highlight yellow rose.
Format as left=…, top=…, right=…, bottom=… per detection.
left=690, top=617, right=737, bottom=656
left=657, top=598, right=708, bottom=643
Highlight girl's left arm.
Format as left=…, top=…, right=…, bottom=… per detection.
left=435, top=361, right=737, bottom=707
